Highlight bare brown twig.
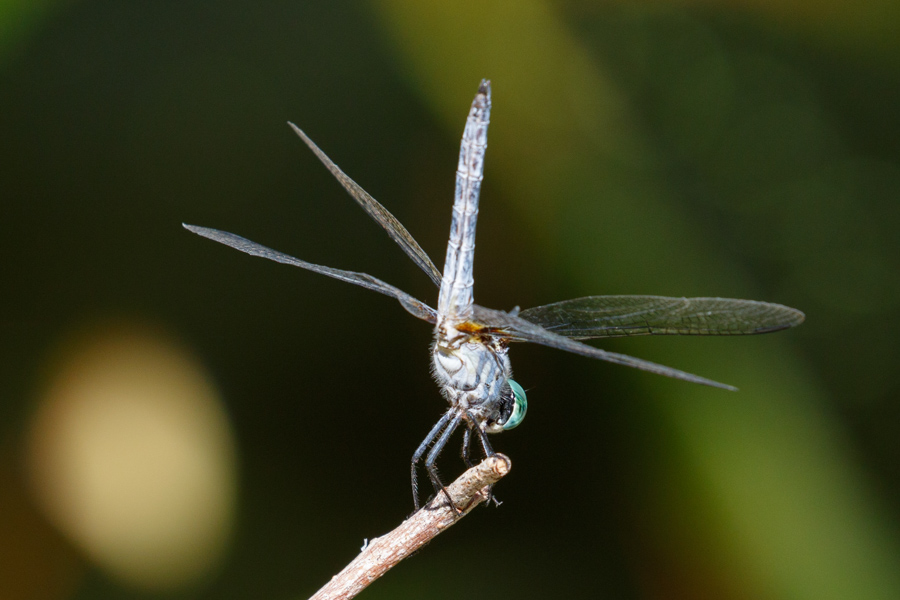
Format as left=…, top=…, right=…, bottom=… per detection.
left=307, top=454, right=511, bottom=600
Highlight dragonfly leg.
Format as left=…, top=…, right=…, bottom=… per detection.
left=411, top=410, right=454, bottom=511
left=469, top=417, right=501, bottom=507
left=424, top=411, right=463, bottom=513
left=461, top=426, right=475, bottom=468
left=474, top=421, right=495, bottom=458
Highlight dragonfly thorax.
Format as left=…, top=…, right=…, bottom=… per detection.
left=432, top=321, right=514, bottom=433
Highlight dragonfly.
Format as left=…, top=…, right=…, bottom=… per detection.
left=184, top=80, right=804, bottom=511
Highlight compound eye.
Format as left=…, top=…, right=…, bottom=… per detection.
left=502, top=379, right=527, bottom=430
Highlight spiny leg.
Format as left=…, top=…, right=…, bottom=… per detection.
left=424, top=411, right=463, bottom=512
left=468, top=414, right=500, bottom=507
left=475, top=423, right=495, bottom=458
left=411, top=411, right=454, bottom=511
left=461, top=426, right=475, bottom=468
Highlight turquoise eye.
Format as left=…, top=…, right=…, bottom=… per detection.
left=502, top=379, right=527, bottom=430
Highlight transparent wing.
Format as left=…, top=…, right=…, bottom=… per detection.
left=471, top=305, right=737, bottom=391
left=518, top=296, right=805, bottom=339
left=183, top=224, right=437, bottom=323
left=288, top=123, right=443, bottom=287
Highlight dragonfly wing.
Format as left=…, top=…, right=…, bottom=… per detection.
left=288, top=123, right=443, bottom=288
left=518, top=295, right=805, bottom=339
left=184, top=224, right=437, bottom=323
left=472, top=304, right=737, bottom=390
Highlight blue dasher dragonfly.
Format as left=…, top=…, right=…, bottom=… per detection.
left=185, top=80, right=804, bottom=510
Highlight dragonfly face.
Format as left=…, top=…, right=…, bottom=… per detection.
left=184, top=79, right=804, bottom=512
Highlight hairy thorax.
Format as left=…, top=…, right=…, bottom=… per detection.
left=431, top=320, right=511, bottom=426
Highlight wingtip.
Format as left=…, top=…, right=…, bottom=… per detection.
left=700, top=377, right=738, bottom=392
left=775, top=303, right=805, bottom=328
left=287, top=121, right=316, bottom=149
left=183, top=223, right=212, bottom=237
left=478, top=79, right=491, bottom=96
left=693, top=373, right=738, bottom=392
left=287, top=121, right=305, bottom=138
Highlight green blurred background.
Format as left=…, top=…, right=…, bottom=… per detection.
left=2, top=1, right=899, bottom=599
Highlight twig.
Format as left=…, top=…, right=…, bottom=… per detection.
left=308, top=454, right=511, bottom=600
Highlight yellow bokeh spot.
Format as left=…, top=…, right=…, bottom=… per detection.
left=26, top=322, right=237, bottom=591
